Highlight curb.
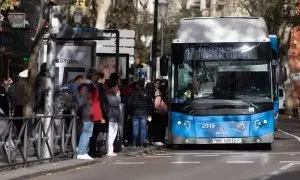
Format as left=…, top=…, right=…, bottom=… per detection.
left=0, top=160, right=102, bottom=180
left=0, top=146, right=163, bottom=180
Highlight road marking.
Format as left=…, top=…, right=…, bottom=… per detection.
left=280, top=163, right=296, bottom=170
left=270, top=170, right=280, bottom=175
left=145, top=155, right=173, bottom=158
left=260, top=176, right=270, bottom=180
left=170, top=161, right=201, bottom=164
left=278, top=129, right=300, bottom=142
left=279, top=161, right=300, bottom=163
left=226, top=161, right=254, bottom=164
left=195, top=155, right=220, bottom=157
left=114, top=162, right=145, bottom=165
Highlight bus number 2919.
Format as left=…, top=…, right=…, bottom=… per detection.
left=201, top=123, right=216, bottom=129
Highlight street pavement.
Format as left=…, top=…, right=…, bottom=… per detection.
left=19, top=117, right=300, bottom=180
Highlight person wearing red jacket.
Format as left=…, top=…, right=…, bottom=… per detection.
left=77, top=68, right=105, bottom=160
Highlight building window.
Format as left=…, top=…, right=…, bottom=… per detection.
left=206, top=0, right=211, bottom=8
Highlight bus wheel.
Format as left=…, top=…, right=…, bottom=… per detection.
left=166, top=144, right=180, bottom=149
left=260, top=143, right=272, bottom=150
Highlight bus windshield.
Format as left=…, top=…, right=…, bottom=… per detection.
left=172, top=42, right=272, bottom=108
left=173, top=61, right=272, bottom=108
left=174, top=61, right=272, bottom=105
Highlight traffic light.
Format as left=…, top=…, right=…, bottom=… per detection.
left=22, top=57, right=29, bottom=62
left=160, top=54, right=169, bottom=76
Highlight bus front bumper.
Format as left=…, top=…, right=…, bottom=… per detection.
left=170, top=133, right=274, bottom=145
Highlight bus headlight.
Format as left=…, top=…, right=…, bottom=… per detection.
left=263, top=120, right=268, bottom=124
left=254, top=119, right=268, bottom=128
left=183, top=121, right=190, bottom=128
left=177, top=120, right=190, bottom=129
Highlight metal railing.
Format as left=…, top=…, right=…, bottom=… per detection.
left=0, top=110, right=77, bottom=170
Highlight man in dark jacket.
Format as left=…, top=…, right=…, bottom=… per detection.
left=128, top=80, right=152, bottom=147
left=0, top=81, right=10, bottom=117
left=89, top=72, right=109, bottom=157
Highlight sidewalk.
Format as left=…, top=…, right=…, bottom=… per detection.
left=278, top=114, right=300, bottom=137
left=0, top=146, right=164, bottom=180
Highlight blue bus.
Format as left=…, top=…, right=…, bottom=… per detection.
left=269, top=35, right=287, bottom=130
left=167, top=17, right=285, bottom=148
left=269, top=35, right=280, bottom=130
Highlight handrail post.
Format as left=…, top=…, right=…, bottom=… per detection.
left=71, top=109, right=77, bottom=159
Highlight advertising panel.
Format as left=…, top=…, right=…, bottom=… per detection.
left=95, top=54, right=127, bottom=80
left=55, top=44, right=93, bottom=85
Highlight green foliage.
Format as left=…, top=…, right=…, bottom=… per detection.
left=239, top=0, right=295, bottom=34
left=106, top=0, right=137, bottom=29
left=0, top=0, right=20, bottom=10
left=162, top=3, right=202, bottom=55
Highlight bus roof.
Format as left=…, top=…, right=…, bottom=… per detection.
left=174, top=17, right=269, bottom=43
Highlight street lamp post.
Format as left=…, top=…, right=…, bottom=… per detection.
left=152, top=0, right=158, bottom=81
left=74, top=7, right=83, bottom=26
left=158, top=0, right=168, bottom=56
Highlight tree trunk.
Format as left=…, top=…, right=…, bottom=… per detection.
left=95, top=0, right=111, bottom=28
left=23, top=0, right=47, bottom=117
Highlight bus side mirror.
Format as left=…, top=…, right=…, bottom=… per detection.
left=282, top=66, right=287, bottom=81
left=276, top=64, right=287, bottom=84
left=171, top=43, right=184, bottom=64
left=160, top=54, right=170, bottom=76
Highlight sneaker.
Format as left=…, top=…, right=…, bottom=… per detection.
left=143, top=143, right=148, bottom=148
left=154, top=142, right=164, bottom=146
left=77, top=154, right=94, bottom=160
left=107, top=153, right=118, bottom=157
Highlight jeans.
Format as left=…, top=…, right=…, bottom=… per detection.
left=78, top=121, right=94, bottom=155
left=107, top=122, right=118, bottom=154
left=132, top=115, right=147, bottom=145
left=152, top=113, right=167, bottom=143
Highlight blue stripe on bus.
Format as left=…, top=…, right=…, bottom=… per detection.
left=171, top=111, right=274, bottom=138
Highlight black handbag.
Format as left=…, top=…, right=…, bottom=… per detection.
left=113, top=126, right=122, bottom=153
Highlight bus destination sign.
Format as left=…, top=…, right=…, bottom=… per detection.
left=184, top=46, right=258, bottom=61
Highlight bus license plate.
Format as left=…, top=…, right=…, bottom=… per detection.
left=211, top=138, right=242, bottom=144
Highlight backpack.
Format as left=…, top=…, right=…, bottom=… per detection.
left=53, top=89, right=74, bottom=115
left=154, top=96, right=168, bottom=114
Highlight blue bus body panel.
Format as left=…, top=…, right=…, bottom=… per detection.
left=270, top=37, right=279, bottom=55
left=171, top=112, right=195, bottom=138
left=194, top=115, right=250, bottom=138
left=171, top=111, right=274, bottom=139
left=270, top=35, right=279, bottom=128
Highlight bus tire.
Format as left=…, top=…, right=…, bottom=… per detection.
left=261, top=143, right=272, bottom=150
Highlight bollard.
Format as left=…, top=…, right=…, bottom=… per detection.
left=119, top=103, right=125, bottom=144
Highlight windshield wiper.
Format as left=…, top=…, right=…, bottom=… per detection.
left=236, top=96, right=259, bottom=110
